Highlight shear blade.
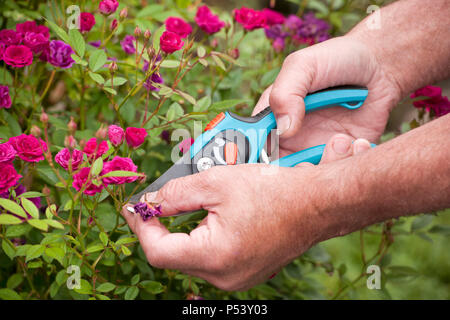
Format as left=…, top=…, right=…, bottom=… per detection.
left=129, top=152, right=193, bottom=203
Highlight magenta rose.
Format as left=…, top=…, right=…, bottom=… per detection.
left=108, top=125, right=125, bottom=147
left=99, top=0, right=119, bottom=15
left=55, top=148, right=83, bottom=171
left=72, top=167, right=104, bottom=196
left=411, top=86, right=442, bottom=99
left=234, top=7, right=266, bottom=30
left=0, top=42, right=5, bottom=60
left=3, top=45, right=33, bottom=68
left=159, top=31, right=184, bottom=54
left=125, top=127, right=147, bottom=148
left=8, top=134, right=47, bottom=162
left=262, top=8, right=285, bottom=26
left=0, top=142, right=16, bottom=163
left=83, top=137, right=109, bottom=159
left=16, top=21, right=49, bottom=39
left=0, top=85, right=12, bottom=109
left=0, top=163, right=22, bottom=194
left=165, top=17, right=192, bottom=38
left=23, top=32, right=49, bottom=54
left=0, top=29, right=22, bottom=45
left=195, top=6, right=225, bottom=34
left=79, top=12, right=96, bottom=32
left=102, top=156, right=138, bottom=185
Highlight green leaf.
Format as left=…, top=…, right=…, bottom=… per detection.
left=428, top=225, right=450, bottom=236
left=0, top=214, right=23, bottom=225
left=5, top=224, right=31, bottom=237
left=0, top=198, right=28, bottom=218
left=260, top=67, right=280, bottom=87
left=166, top=102, right=184, bottom=121
left=25, top=244, right=45, bottom=262
left=44, top=219, right=64, bottom=230
left=96, top=294, right=111, bottom=300
left=75, top=279, right=93, bottom=295
left=131, top=274, right=140, bottom=286
left=2, top=239, right=16, bottom=260
left=210, top=99, right=248, bottom=112
left=21, top=198, right=39, bottom=219
left=0, top=288, right=22, bottom=300
left=121, top=245, right=131, bottom=256
left=27, top=219, right=48, bottom=232
left=89, top=49, right=108, bottom=72
left=86, top=244, right=104, bottom=253
left=194, top=96, right=211, bottom=112
left=197, top=46, right=206, bottom=58
left=177, top=91, right=196, bottom=105
left=69, top=29, right=85, bottom=57
left=101, top=170, right=142, bottom=178
left=0, top=68, right=13, bottom=85
left=45, top=246, right=65, bottom=263
left=2, top=110, right=21, bottom=136
left=124, top=286, right=139, bottom=300
left=96, top=282, right=116, bottom=293
left=115, top=236, right=137, bottom=246
left=410, top=214, right=433, bottom=232
left=136, top=4, right=164, bottom=18
left=71, top=54, right=88, bottom=66
left=160, top=60, right=180, bottom=68
left=211, top=54, right=226, bottom=71
left=17, top=192, right=44, bottom=199
left=103, top=87, right=117, bottom=95
left=99, top=232, right=108, bottom=247
left=7, top=274, right=24, bottom=290
left=88, top=72, right=105, bottom=85
left=45, top=18, right=70, bottom=43
left=91, top=157, right=104, bottom=176
left=105, top=77, right=127, bottom=86
left=140, top=280, right=164, bottom=294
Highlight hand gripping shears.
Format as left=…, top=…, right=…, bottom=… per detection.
left=129, top=85, right=369, bottom=203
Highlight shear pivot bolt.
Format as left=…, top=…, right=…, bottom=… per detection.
left=197, top=157, right=215, bottom=172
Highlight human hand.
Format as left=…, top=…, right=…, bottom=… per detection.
left=121, top=134, right=371, bottom=291
left=254, top=36, right=402, bottom=158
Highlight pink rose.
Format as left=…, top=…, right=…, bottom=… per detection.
left=23, top=32, right=49, bottom=54
left=55, top=148, right=83, bottom=171
left=79, top=12, right=96, bottom=32
left=16, top=21, right=49, bottom=39
left=102, top=156, right=138, bottom=185
left=234, top=7, right=266, bottom=30
left=0, top=163, right=22, bottom=194
left=159, top=31, right=184, bottom=54
left=0, top=85, right=12, bottom=109
left=99, top=0, right=119, bottom=15
left=165, top=17, right=192, bottom=38
left=8, top=134, right=47, bottom=162
left=72, top=167, right=104, bottom=196
left=108, top=125, right=125, bottom=147
left=125, top=127, right=147, bottom=148
left=83, top=137, right=109, bottom=159
left=262, top=8, right=285, bottom=26
left=3, top=45, right=33, bottom=68
left=194, top=6, right=225, bottom=34
left=0, top=29, right=22, bottom=45
left=0, top=142, right=16, bottom=163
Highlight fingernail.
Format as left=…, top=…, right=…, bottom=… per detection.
left=145, top=192, right=157, bottom=203
left=332, top=137, right=351, bottom=155
left=276, top=115, right=291, bottom=136
left=354, top=139, right=370, bottom=154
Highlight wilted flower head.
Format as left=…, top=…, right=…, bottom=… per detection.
left=144, top=72, right=164, bottom=91
left=43, top=40, right=75, bottom=69
left=120, top=35, right=135, bottom=55
left=133, top=202, right=162, bottom=221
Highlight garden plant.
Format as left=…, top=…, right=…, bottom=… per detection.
left=0, top=0, right=449, bottom=300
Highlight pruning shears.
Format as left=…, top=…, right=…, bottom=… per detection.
left=129, top=85, right=369, bottom=204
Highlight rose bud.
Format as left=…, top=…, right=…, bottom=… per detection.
left=96, top=126, right=108, bottom=140
left=144, top=29, right=151, bottom=40
left=42, top=185, right=51, bottom=197
left=229, top=48, right=240, bottom=59
left=110, top=19, right=118, bottom=31
left=30, top=125, right=41, bottom=137
left=119, top=8, right=128, bottom=20
left=108, top=125, right=124, bottom=147
left=64, top=135, right=77, bottom=150
left=40, top=111, right=48, bottom=124
left=79, top=139, right=86, bottom=150
left=109, top=61, right=118, bottom=73
left=210, top=38, right=218, bottom=48
left=134, top=26, right=142, bottom=38
left=68, top=117, right=77, bottom=133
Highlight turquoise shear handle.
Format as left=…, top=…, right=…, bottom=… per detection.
left=190, top=86, right=369, bottom=167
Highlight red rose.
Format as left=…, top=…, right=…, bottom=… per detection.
left=16, top=21, right=50, bottom=39
left=0, top=163, right=22, bottom=194
left=234, top=7, right=266, bottom=30
left=23, top=32, right=49, bottom=54
left=165, top=17, right=192, bottom=38
left=3, top=45, right=33, bottom=68
left=125, top=127, right=148, bottom=148
left=83, top=137, right=109, bottom=159
left=102, top=156, right=138, bottom=185
left=72, top=167, right=104, bottom=196
left=194, top=6, right=225, bottom=34
left=262, top=8, right=285, bottom=26
left=0, top=29, right=22, bottom=45
left=159, top=31, right=184, bottom=54
left=8, top=134, right=47, bottom=162
left=55, top=148, right=83, bottom=171
left=79, top=12, right=96, bottom=32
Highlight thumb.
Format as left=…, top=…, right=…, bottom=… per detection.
left=269, top=51, right=316, bottom=138
left=139, top=172, right=214, bottom=217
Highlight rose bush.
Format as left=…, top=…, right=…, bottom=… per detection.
left=0, top=0, right=448, bottom=301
